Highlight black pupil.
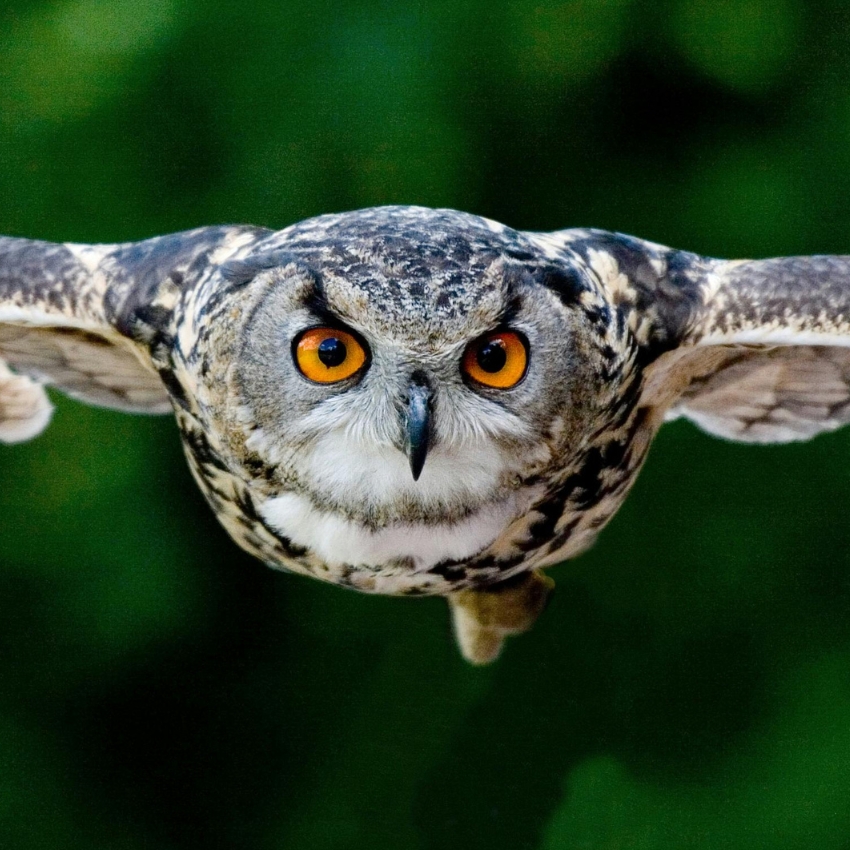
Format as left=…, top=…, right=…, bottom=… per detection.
left=477, top=339, right=507, bottom=373
left=317, top=337, right=347, bottom=368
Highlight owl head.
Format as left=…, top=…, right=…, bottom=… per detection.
left=192, top=207, right=621, bottom=572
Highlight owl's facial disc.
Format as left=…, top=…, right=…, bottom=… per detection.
left=227, top=214, right=595, bottom=570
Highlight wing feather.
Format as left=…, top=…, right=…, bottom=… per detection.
left=0, top=226, right=269, bottom=443
left=642, top=253, right=850, bottom=443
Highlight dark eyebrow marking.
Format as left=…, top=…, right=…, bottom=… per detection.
left=221, top=251, right=345, bottom=326
left=299, top=273, right=367, bottom=336
left=496, top=264, right=530, bottom=327
left=300, top=274, right=340, bottom=326
left=498, top=292, right=525, bottom=327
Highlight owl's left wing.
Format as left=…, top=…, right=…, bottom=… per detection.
left=0, top=226, right=268, bottom=443
left=639, top=249, right=850, bottom=443
left=536, top=228, right=850, bottom=444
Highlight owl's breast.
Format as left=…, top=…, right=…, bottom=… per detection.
left=258, top=489, right=523, bottom=575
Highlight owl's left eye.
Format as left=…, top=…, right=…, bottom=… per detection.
left=461, top=330, right=528, bottom=389
left=294, top=327, right=368, bottom=384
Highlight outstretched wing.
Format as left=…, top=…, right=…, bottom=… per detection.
left=534, top=227, right=850, bottom=444
left=643, top=251, right=850, bottom=443
left=0, top=226, right=268, bottom=443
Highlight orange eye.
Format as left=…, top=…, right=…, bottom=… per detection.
left=294, top=327, right=368, bottom=384
left=462, top=330, right=528, bottom=389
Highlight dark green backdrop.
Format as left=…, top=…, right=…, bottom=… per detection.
left=3, top=1, right=850, bottom=847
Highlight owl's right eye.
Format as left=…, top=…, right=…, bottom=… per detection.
left=293, top=327, right=369, bottom=384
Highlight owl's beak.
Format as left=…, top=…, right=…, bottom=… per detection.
left=406, top=379, right=432, bottom=481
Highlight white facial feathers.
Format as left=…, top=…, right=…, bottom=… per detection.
left=244, top=390, right=541, bottom=570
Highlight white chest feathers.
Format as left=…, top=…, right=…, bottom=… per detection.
left=256, top=431, right=524, bottom=570
left=259, top=491, right=520, bottom=569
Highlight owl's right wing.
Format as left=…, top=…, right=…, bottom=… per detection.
left=0, top=226, right=269, bottom=443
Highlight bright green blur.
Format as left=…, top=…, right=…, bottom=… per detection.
left=3, top=1, right=850, bottom=847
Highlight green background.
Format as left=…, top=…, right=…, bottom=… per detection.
left=3, top=0, right=850, bottom=847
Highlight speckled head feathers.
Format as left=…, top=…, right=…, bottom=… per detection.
left=221, top=206, right=563, bottom=349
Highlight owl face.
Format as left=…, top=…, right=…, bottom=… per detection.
left=209, top=209, right=607, bottom=571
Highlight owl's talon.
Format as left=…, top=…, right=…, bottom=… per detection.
left=448, top=570, right=555, bottom=664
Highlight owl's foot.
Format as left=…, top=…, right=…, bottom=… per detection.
left=448, top=570, right=555, bottom=664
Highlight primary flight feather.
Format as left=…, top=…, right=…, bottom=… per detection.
left=3, top=206, right=849, bottom=662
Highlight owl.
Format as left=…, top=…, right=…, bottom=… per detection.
left=2, top=206, right=849, bottom=663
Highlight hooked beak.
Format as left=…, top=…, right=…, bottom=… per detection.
left=406, top=379, right=432, bottom=482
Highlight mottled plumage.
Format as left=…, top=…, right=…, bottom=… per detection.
left=3, top=206, right=850, bottom=662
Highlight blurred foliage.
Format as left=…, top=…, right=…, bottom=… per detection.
left=3, top=0, right=850, bottom=847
